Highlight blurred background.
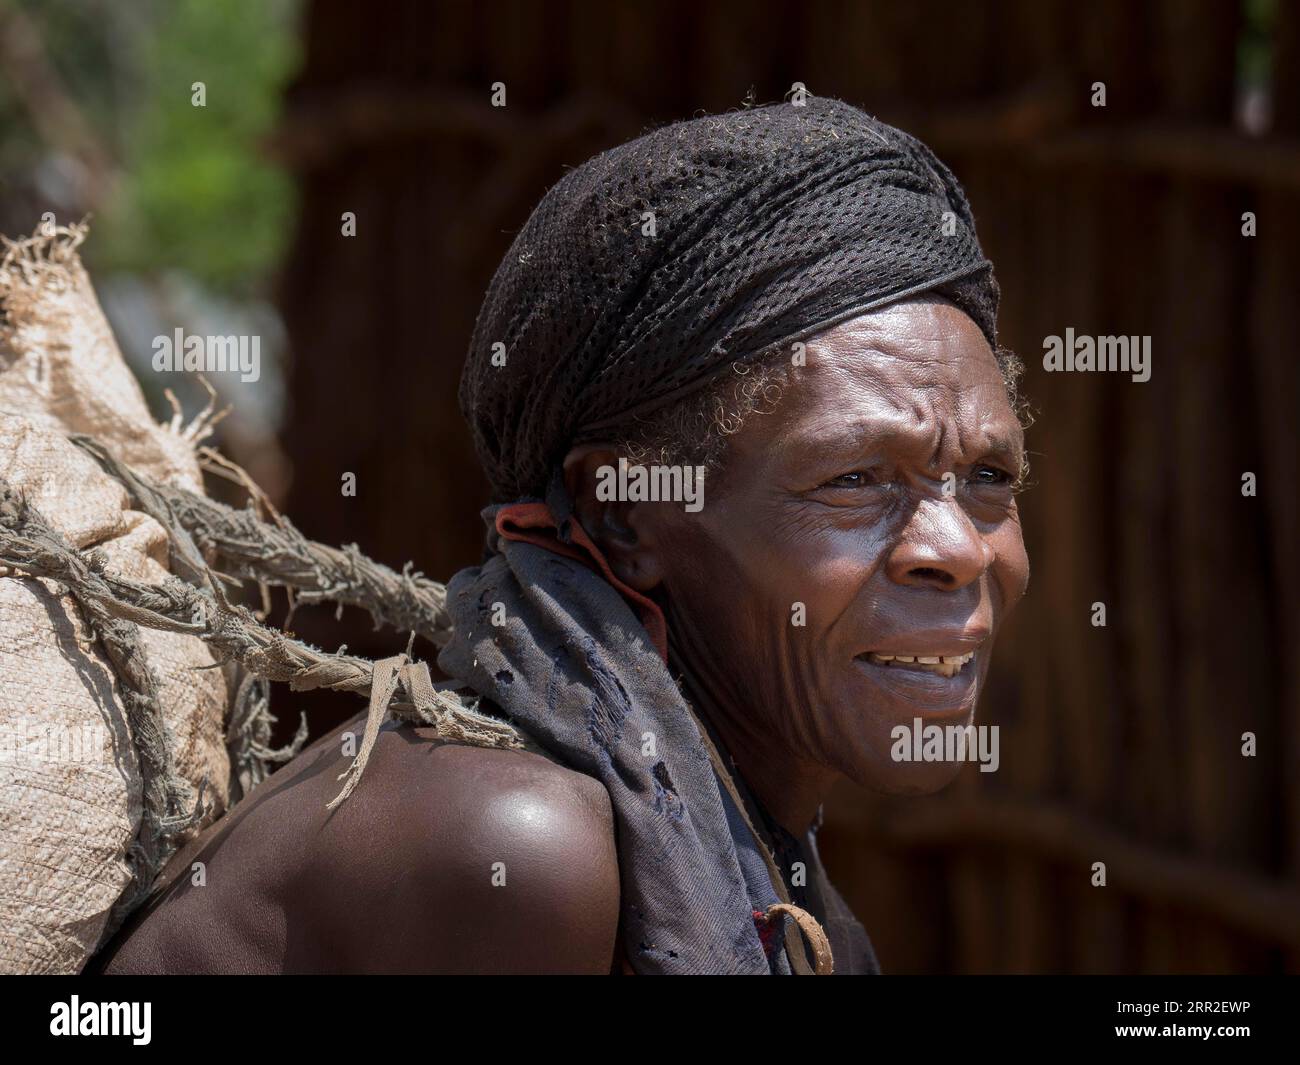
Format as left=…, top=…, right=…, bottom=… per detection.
left=1, top=0, right=1295, bottom=973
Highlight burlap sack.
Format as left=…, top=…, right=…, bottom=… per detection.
left=0, top=226, right=231, bottom=973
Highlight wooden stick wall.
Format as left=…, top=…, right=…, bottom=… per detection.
left=274, top=0, right=1299, bottom=972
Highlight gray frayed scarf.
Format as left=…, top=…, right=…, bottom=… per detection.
left=435, top=480, right=819, bottom=975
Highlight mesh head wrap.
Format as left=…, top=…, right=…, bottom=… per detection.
left=461, top=96, right=999, bottom=501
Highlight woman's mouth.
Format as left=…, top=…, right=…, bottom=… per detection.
left=852, top=642, right=984, bottom=714
left=860, top=651, right=975, bottom=678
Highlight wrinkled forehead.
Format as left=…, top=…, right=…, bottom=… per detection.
left=810, top=299, right=1009, bottom=399
left=753, top=300, right=1023, bottom=464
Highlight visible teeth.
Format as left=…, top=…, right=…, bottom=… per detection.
left=865, top=650, right=977, bottom=674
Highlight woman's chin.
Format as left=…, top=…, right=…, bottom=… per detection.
left=855, top=756, right=966, bottom=796
left=838, top=720, right=972, bottom=795
left=830, top=697, right=981, bottom=794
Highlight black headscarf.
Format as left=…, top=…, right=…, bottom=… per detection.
left=446, top=97, right=998, bottom=973
left=461, top=96, right=998, bottom=501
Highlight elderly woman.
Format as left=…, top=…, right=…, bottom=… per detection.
left=96, top=97, right=1028, bottom=975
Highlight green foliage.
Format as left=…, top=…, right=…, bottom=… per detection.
left=91, top=0, right=300, bottom=295
left=1237, top=0, right=1277, bottom=90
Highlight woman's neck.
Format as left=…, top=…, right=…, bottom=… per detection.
left=667, top=630, right=838, bottom=838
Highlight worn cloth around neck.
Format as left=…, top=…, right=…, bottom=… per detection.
left=437, top=478, right=810, bottom=973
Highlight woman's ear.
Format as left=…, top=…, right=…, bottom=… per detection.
left=562, top=444, right=666, bottom=593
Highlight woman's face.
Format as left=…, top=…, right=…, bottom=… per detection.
left=649, top=299, right=1030, bottom=793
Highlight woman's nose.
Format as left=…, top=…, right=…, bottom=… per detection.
left=884, top=498, right=994, bottom=590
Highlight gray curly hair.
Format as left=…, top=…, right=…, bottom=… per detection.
left=604, top=344, right=1024, bottom=478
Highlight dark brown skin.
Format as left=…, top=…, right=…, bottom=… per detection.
left=96, top=716, right=622, bottom=973
left=568, top=297, right=1029, bottom=835
left=96, top=297, right=1027, bottom=973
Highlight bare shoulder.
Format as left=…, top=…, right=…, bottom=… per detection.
left=97, top=714, right=620, bottom=974
left=302, top=720, right=622, bottom=973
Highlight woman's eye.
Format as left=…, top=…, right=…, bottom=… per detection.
left=823, top=470, right=876, bottom=489
left=970, top=464, right=1011, bottom=485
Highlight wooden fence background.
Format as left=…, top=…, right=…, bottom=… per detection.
left=272, top=0, right=1299, bottom=973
